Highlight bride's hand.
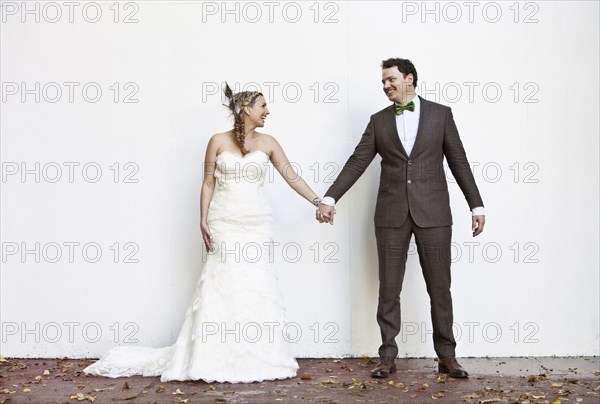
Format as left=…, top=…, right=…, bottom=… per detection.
left=317, top=204, right=336, bottom=225
left=201, top=222, right=213, bottom=252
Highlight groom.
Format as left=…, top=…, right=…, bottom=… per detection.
left=317, top=58, right=485, bottom=378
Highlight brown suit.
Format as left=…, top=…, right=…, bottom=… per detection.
left=325, top=96, right=483, bottom=359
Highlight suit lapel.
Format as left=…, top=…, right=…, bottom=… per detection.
left=383, top=105, right=409, bottom=158
left=409, top=96, right=431, bottom=158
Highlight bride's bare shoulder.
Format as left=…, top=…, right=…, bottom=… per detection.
left=210, top=131, right=233, bottom=140
left=256, top=132, right=278, bottom=145
left=254, top=133, right=278, bottom=154
left=204, top=132, right=234, bottom=158
left=207, top=131, right=233, bottom=146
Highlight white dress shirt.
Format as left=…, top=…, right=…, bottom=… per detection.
left=396, top=94, right=420, bottom=157
left=322, top=95, right=485, bottom=216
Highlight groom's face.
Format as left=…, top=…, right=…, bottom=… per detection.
left=382, top=66, right=413, bottom=103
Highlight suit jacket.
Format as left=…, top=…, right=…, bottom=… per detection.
left=325, top=96, right=484, bottom=228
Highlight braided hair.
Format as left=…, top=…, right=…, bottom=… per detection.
left=223, top=83, right=263, bottom=155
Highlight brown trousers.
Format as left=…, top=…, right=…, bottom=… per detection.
left=375, top=213, right=456, bottom=359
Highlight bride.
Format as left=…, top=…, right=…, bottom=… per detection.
left=83, top=84, right=326, bottom=383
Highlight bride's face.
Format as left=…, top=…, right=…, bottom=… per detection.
left=245, top=95, right=270, bottom=127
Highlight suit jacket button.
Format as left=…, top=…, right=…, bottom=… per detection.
left=407, top=180, right=412, bottom=184
left=408, top=160, right=413, bottom=165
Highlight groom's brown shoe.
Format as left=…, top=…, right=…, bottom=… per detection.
left=438, top=357, right=469, bottom=378
left=370, top=358, right=397, bottom=378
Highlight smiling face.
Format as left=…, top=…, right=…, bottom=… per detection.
left=244, top=95, right=269, bottom=128
left=382, top=66, right=414, bottom=104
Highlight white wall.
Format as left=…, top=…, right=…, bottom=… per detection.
left=1, top=1, right=598, bottom=358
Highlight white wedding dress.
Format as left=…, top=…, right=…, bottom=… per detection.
left=84, top=150, right=299, bottom=383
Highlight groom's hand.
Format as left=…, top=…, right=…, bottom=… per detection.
left=316, top=204, right=335, bottom=225
left=472, top=215, right=485, bottom=237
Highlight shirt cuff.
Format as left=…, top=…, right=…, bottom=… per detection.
left=321, top=196, right=336, bottom=206
left=471, top=207, right=485, bottom=216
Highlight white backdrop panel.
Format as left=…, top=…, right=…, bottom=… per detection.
left=1, top=1, right=598, bottom=358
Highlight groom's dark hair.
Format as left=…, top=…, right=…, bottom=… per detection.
left=381, top=58, right=418, bottom=88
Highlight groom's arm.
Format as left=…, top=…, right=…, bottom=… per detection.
left=442, top=108, right=484, bottom=209
left=442, top=107, right=485, bottom=236
left=324, top=117, right=378, bottom=203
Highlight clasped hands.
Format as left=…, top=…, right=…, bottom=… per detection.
left=316, top=205, right=486, bottom=236
left=315, top=203, right=335, bottom=225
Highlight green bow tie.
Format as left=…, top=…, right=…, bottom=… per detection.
left=395, top=101, right=415, bottom=115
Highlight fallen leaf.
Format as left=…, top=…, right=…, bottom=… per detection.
left=156, top=385, right=165, bottom=393
left=173, top=388, right=185, bottom=395
left=22, top=388, right=30, bottom=393
left=435, top=374, right=447, bottom=383
left=551, top=383, right=563, bottom=388
left=122, top=381, right=130, bottom=390
left=480, top=398, right=504, bottom=403
left=431, top=391, right=445, bottom=399
left=34, top=376, right=42, bottom=381
left=176, top=399, right=188, bottom=404
left=531, top=394, right=546, bottom=399
left=462, top=392, right=485, bottom=399
left=43, top=370, right=50, bottom=375
left=300, top=374, right=312, bottom=381
left=527, top=374, right=547, bottom=383
left=347, top=378, right=367, bottom=390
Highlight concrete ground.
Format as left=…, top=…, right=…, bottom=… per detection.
left=0, top=357, right=598, bottom=403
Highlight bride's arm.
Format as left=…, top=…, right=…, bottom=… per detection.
left=267, top=136, right=321, bottom=206
left=200, top=135, right=219, bottom=251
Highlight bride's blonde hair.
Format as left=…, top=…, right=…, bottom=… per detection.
left=223, top=83, right=263, bottom=155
